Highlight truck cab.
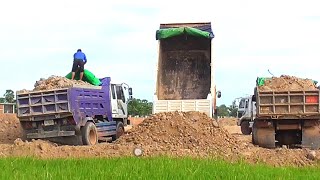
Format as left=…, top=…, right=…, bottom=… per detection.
left=237, top=96, right=256, bottom=135
left=110, top=83, right=132, bottom=121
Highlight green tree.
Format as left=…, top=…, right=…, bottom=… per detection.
left=3, top=90, right=15, bottom=103
left=128, top=98, right=152, bottom=116
left=217, top=104, right=229, bottom=117
left=228, top=105, right=238, bottom=117
left=226, top=100, right=238, bottom=117
left=0, top=97, right=4, bottom=103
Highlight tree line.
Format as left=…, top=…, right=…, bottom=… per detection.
left=216, top=104, right=238, bottom=117
left=0, top=90, right=15, bottom=103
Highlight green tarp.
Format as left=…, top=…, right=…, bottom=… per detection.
left=156, top=27, right=211, bottom=40
left=256, top=77, right=270, bottom=86
left=66, top=69, right=101, bottom=86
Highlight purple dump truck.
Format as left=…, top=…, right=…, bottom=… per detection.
left=16, top=77, right=132, bottom=145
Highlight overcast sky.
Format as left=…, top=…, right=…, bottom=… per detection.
left=1, top=0, right=320, bottom=105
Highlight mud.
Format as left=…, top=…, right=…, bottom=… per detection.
left=258, top=75, right=317, bottom=91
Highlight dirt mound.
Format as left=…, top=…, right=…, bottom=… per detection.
left=116, top=111, right=244, bottom=159
left=218, top=118, right=237, bottom=126
left=258, top=75, right=317, bottom=91
left=0, top=139, right=131, bottom=158
left=1, top=111, right=320, bottom=167
left=18, top=76, right=94, bottom=93
left=242, top=147, right=315, bottom=167
left=0, top=114, right=23, bottom=144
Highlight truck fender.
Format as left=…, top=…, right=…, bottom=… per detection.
left=237, top=117, right=244, bottom=126
left=75, top=117, right=95, bottom=134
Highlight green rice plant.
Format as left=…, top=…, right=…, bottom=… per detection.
left=0, top=157, right=319, bottom=180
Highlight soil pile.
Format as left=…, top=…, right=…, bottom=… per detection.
left=258, top=75, right=317, bottom=91
left=33, top=76, right=93, bottom=91
left=218, top=118, right=238, bottom=126
left=0, top=114, right=22, bottom=144
left=18, top=76, right=94, bottom=93
left=116, top=111, right=244, bottom=158
left=0, top=111, right=319, bottom=167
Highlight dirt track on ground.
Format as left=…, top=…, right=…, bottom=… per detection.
left=0, top=113, right=319, bottom=167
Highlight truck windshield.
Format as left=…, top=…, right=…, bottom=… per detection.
left=239, top=99, right=245, bottom=108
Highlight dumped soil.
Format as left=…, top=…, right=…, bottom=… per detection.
left=0, top=112, right=320, bottom=167
left=116, top=112, right=243, bottom=159
left=221, top=118, right=316, bottom=167
left=258, top=75, right=318, bottom=91
left=0, top=114, right=23, bottom=144
left=18, top=76, right=94, bottom=93
left=218, top=117, right=237, bottom=126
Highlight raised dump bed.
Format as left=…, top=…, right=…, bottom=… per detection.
left=153, top=22, right=221, bottom=118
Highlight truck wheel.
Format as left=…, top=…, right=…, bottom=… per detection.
left=81, top=122, right=98, bottom=145
left=112, top=121, right=124, bottom=141
left=241, top=121, right=252, bottom=135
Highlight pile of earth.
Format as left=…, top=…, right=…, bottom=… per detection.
left=0, top=111, right=319, bottom=167
left=0, top=114, right=22, bottom=144
left=18, top=76, right=94, bottom=93
left=218, top=117, right=237, bottom=126
left=116, top=111, right=245, bottom=159
left=258, top=75, right=318, bottom=91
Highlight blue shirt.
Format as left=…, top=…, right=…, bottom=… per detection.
left=73, top=52, right=87, bottom=62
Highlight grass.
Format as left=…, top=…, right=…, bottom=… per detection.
left=0, top=157, right=319, bottom=179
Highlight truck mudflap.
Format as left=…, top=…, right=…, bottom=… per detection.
left=302, top=120, right=320, bottom=150
left=26, top=130, right=75, bottom=139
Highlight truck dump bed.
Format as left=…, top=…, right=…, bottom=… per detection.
left=17, top=83, right=112, bottom=124
left=256, top=90, right=320, bottom=118
left=153, top=22, right=216, bottom=117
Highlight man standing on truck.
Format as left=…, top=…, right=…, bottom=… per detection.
left=71, top=49, right=87, bottom=81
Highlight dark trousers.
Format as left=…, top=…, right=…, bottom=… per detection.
left=72, top=59, right=84, bottom=72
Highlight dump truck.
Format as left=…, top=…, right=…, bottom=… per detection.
left=16, top=77, right=132, bottom=145
left=153, top=22, right=221, bottom=118
left=252, top=76, right=320, bottom=149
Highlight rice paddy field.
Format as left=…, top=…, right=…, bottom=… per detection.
left=1, top=157, right=320, bottom=180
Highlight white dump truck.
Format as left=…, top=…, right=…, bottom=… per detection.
left=152, top=22, right=221, bottom=118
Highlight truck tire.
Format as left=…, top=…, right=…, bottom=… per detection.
left=252, top=122, right=258, bottom=145
left=112, top=121, right=124, bottom=141
left=241, top=121, right=252, bottom=135
left=81, top=122, right=98, bottom=145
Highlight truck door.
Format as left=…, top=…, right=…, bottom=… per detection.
left=110, top=84, right=119, bottom=114
left=115, top=85, right=128, bottom=117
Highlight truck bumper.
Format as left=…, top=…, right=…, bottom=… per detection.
left=26, top=130, right=75, bottom=139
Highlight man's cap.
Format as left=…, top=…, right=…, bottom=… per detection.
left=77, top=49, right=82, bottom=52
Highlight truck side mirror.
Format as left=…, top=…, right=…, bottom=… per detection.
left=128, top=88, right=133, bottom=96
left=217, top=91, right=221, bottom=98
left=128, top=88, right=133, bottom=100
left=252, top=95, right=256, bottom=102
